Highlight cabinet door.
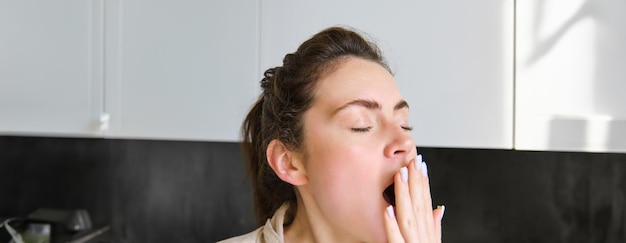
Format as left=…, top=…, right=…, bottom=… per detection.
left=0, top=1, right=104, bottom=136
left=261, top=0, right=514, bottom=149
left=516, top=0, right=626, bottom=152
left=104, top=0, right=259, bottom=141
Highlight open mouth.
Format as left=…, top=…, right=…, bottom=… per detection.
left=383, top=183, right=395, bottom=206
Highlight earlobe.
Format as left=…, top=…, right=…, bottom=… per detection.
left=266, top=139, right=308, bottom=186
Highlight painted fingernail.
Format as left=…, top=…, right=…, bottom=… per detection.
left=386, top=205, right=395, bottom=219
left=438, top=205, right=446, bottom=218
left=400, top=166, right=408, bottom=183
left=417, top=154, right=423, bottom=163
left=421, top=162, right=428, bottom=176
left=414, top=157, right=421, bottom=171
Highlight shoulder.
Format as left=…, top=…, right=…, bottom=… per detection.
left=216, top=227, right=262, bottom=243
left=217, top=203, right=289, bottom=243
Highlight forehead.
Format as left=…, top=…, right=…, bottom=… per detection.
left=312, top=57, right=400, bottom=107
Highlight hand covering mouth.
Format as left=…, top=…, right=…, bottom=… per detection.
left=383, top=183, right=395, bottom=206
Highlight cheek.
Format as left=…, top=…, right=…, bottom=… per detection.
left=304, top=120, right=384, bottom=185
left=307, top=141, right=366, bottom=184
left=304, top=129, right=383, bottom=205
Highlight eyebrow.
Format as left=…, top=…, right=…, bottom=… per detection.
left=333, top=99, right=409, bottom=115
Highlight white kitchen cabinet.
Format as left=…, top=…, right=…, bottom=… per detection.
left=4, top=1, right=624, bottom=152
left=0, top=1, right=105, bottom=137
left=515, top=0, right=626, bottom=153
left=102, top=0, right=259, bottom=141
left=260, top=0, right=514, bottom=149
left=1, top=0, right=259, bottom=142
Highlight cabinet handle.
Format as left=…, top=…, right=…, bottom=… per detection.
left=99, top=113, right=110, bottom=133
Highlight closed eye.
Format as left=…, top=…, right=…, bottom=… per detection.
left=402, top=126, right=413, bottom=131
left=351, top=127, right=372, bottom=133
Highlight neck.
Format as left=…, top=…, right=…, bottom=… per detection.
left=283, top=199, right=314, bottom=243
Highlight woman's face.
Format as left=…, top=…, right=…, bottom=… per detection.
left=299, top=57, right=417, bottom=241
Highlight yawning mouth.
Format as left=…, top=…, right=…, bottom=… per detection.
left=383, top=184, right=395, bottom=206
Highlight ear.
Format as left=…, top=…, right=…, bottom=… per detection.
left=266, top=139, right=308, bottom=186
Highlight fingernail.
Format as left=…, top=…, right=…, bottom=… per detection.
left=400, top=166, right=408, bottom=183
left=421, top=162, right=428, bottom=176
left=438, top=205, right=446, bottom=218
left=414, top=157, right=422, bottom=171
left=386, top=205, right=395, bottom=219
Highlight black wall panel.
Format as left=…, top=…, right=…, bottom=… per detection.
left=0, top=136, right=624, bottom=242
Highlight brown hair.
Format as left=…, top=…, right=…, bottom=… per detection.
left=241, top=26, right=390, bottom=225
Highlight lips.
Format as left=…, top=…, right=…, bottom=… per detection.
left=383, top=183, right=395, bottom=206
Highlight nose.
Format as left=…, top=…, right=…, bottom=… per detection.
left=383, top=125, right=416, bottom=162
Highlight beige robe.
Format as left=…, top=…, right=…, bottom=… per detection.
left=217, top=204, right=288, bottom=243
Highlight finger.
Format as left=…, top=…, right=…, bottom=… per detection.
left=420, top=160, right=438, bottom=241
left=417, top=157, right=434, bottom=218
left=408, top=158, right=431, bottom=242
left=394, top=166, right=419, bottom=241
left=433, top=205, right=445, bottom=242
left=384, top=205, right=404, bottom=243
left=408, top=157, right=426, bottom=215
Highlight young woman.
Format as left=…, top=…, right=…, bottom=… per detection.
left=220, top=26, right=444, bottom=243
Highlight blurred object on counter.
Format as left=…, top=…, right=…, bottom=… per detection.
left=1, top=209, right=110, bottom=243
